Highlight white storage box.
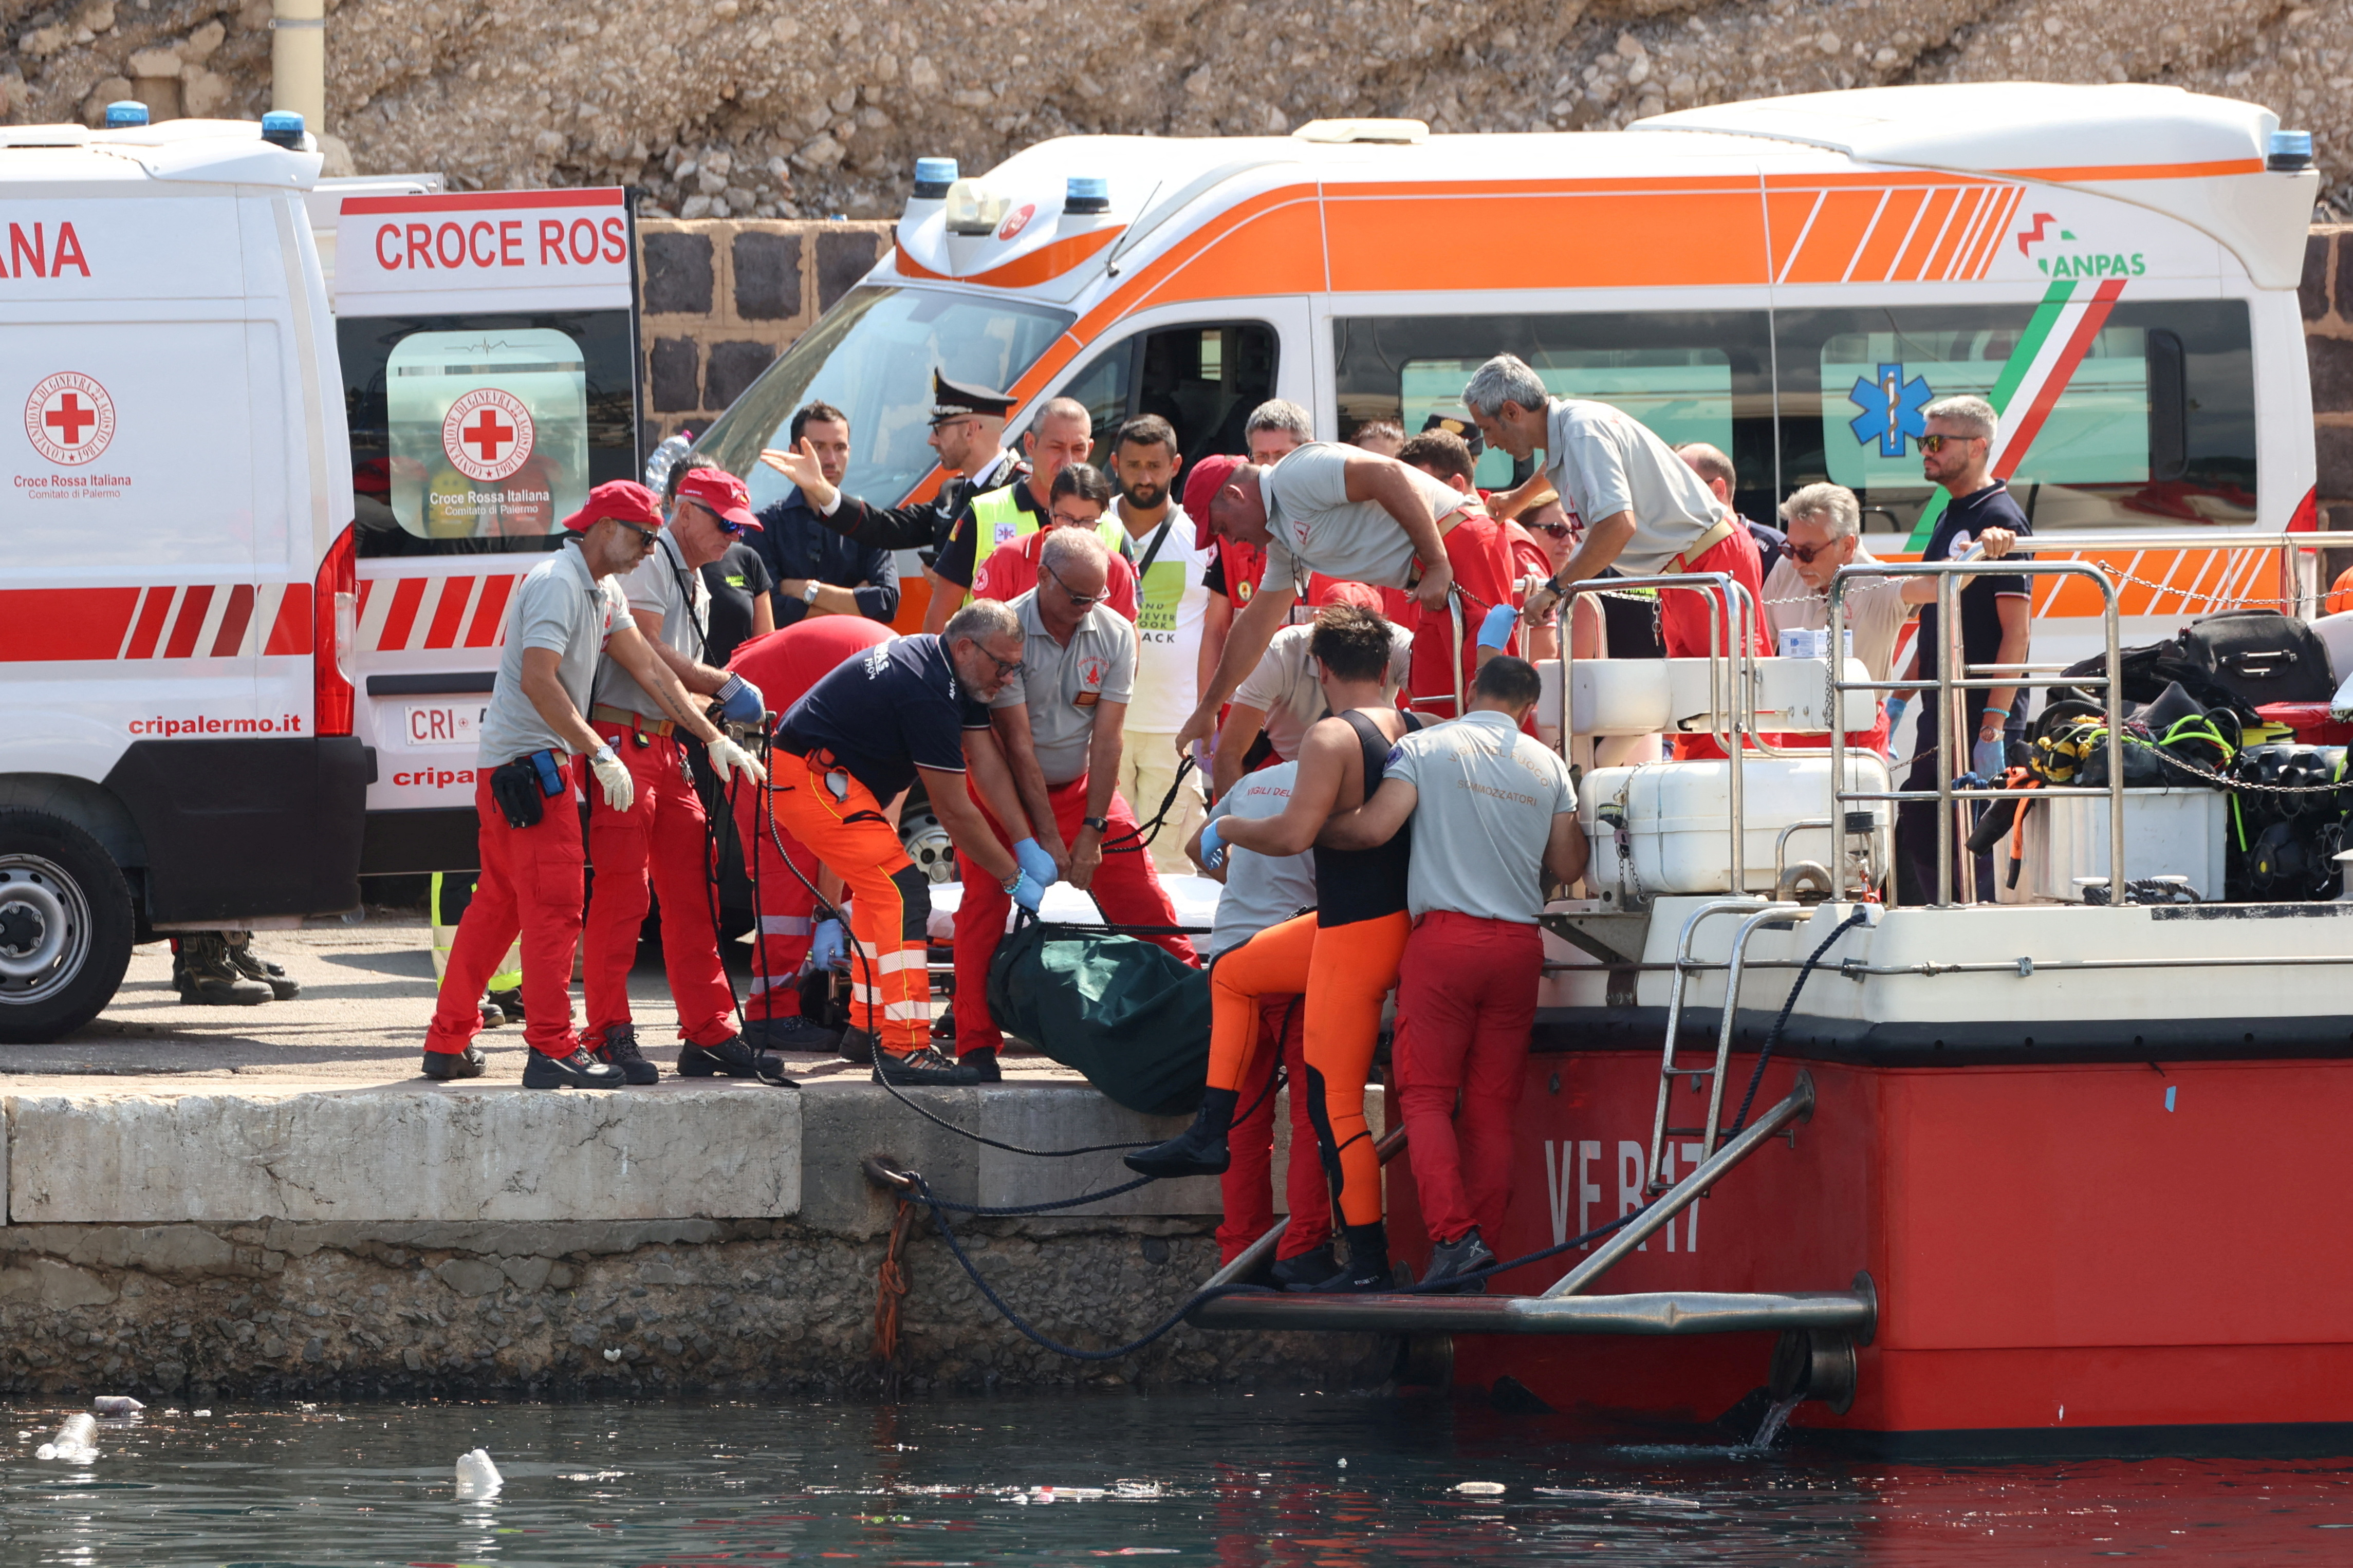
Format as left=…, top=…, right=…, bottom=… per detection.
left=1537, top=657, right=1876, bottom=741
left=1580, top=755, right=1894, bottom=901
left=2002, top=787, right=2228, bottom=904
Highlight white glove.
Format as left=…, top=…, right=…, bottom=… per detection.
left=706, top=734, right=768, bottom=785
left=588, top=743, right=634, bottom=814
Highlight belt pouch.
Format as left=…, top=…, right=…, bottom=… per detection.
left=489, top=758, right=546, bottom=829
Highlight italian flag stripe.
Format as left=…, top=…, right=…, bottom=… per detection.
left=1903, top=277, right=2123, bottom=548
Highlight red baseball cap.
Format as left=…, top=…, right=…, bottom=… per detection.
left=561, top=479, right=665, bottom=533
left=674, top=466, right=763, bottom=532
left=1183, top=453, right=1247, bottom=549
left=1314, top=578, right=1385, bottom=612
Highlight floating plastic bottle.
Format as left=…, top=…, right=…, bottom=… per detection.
left=453, top=1448, right=503, bottom=1498
left=91, top=1396, right=144, bottom=1418
left=36, top=1413, right=98, bottom=1462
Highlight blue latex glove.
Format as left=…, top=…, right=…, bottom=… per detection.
left=809, top=917, right=845, bottom=972
left=715, top=673, right=765, bottom=726
left=1011, top=870, right=1048, bottom=912
left=1013, top=836, right=1059, bottom=888
left=1197, top=817, right=1227, bottom=872
left=1972, top=736, right=2007, bottom=781
left=1477, top=602, right=1517, bottom=651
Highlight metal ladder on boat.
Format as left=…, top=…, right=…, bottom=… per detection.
left=1642, top=898, right=1802, bottom=1196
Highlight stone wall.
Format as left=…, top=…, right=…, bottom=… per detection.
left=637, top=217, right=892, bottom=445
left=3, top=0, right=2347, bottom=221
left=2302, top=225, right=2353, bottom=554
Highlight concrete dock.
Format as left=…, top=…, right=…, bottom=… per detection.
left=0, top=918, right=1373, bottom=1401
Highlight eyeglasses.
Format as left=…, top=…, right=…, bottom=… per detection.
left=1784, top=537, right=1850, bottom=565
left=1917, top=433, right=1986, bottom=454
left=981, top=647, right=1023, bottom=679
left=1048, top=509, right=1101, bottom=530
left=1042, top=562, right=1103, bottom=609
left=613, top=519, right=660, bottom=549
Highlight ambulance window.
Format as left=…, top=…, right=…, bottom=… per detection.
left=378, top=328, right=589, bottom=544
left=1333, top=311, right=1775, bottom=515
left=1064, top=322, right=1279, bottom=472
left=1774, top=300, right=2255, bottom=536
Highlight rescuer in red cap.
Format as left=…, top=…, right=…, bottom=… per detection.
left=578, top=468, right=777, bottom=1086
left=421, top=480, right=763, bottom=1089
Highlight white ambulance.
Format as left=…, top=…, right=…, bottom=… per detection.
left=0, top=115, right=640, bottom=1042
left=689, top=81, right=2319, bottom=665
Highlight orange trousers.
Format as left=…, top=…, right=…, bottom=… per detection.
left=764, top=750, right=933, bottom=1054
left=1205, top=909, right=1412, bottom=1227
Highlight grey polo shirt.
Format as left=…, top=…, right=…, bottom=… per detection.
left=476, top=542, right=629, bottom=767
left=1259, top=442, right=1467, bottom=594
left=591, top=531, right=710, bottom=721
left=1231, top=621, right=1415, bottom=761
left=1205, top=761, right=1318, bottom=957
left=1385, top=710, right=1577, bottom=923
left=1541, top=398, right=1728, bottom=575
left=991, top=589, right=1138, bottom=787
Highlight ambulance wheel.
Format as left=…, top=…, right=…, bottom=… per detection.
left=0, top=811, right=136, bottom=1045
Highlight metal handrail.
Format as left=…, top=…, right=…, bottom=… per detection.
left=1829, top=556, right=2125, bottom=907
left=1558, top=571, right=1758, bottom=894
left=1643, top=897, right=1789, bottom=1193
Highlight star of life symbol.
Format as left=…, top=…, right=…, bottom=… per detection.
left=441, top=387, right=535, bottom=482
left=1847, top=362, right=1933, bottom=458
left=24, top=371, right=116, bottom=465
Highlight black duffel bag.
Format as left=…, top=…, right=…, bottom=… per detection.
left=2178, top=609, right=2336, bottom=708
left=985, top=911, right=1211, bottom=1116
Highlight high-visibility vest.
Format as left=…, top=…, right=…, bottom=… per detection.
left=964, top=484, right=1127, bottom=605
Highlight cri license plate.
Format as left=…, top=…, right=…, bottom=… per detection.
left=404, top=704, right=484, bottom=746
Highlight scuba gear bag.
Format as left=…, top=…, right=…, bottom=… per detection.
left=986, top=911, right=1212, bottom=1117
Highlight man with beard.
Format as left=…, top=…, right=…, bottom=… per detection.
left=1104, top=415, right=1215, bottom=874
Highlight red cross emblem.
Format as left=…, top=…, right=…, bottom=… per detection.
left=441, top=387, right=535, bottom=482
left=24, top=372, right=117, bottom=466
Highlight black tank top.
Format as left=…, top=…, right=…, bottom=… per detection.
left=1313, top=708, right=1424, bottom=927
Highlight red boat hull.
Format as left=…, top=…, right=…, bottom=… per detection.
left=1386, top=1050, right=2353, bottom=1444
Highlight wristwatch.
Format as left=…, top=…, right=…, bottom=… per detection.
left=800, top=580, right=821, bottom=605
left=1082, top=815, right=1109, bottom=833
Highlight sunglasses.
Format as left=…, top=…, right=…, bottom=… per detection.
left=1916, top=433, right=1986, bottom=454
left=1042, top=562, right=1102, bottom=610
left=1531, top=522, right=1574, bottom=538
left=613, top=519, right=660, bottom=548
left=1785, top=537, right=1851, bottom=565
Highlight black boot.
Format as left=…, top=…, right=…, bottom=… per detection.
left=1123, top=1088, right=1238, bottom=1178
left=173, top=932, right=270, bottom=1006
left=225, top=931, right=299, bottom=1000
left=421, top=1043, right=487, bottom=1081
left=1290, top=1223, right=1394, bottom=1293
left=1421, top=1228, right=1497, bottom=1294
left=592, top=1023, right=660, bottom=1086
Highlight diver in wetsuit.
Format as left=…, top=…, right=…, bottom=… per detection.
left=1125, top=602, right=1421, bottom=1293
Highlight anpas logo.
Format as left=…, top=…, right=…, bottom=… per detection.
left=1847, top=363, right=1933, bottom=457
left=2016, top=212, right=2146, bottom=279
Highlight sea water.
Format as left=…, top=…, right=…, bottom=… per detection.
left=3, top=1392, right=2349, bottom=1563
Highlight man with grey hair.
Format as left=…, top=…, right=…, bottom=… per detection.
left=1891, top=392, right=2029, bottom=904
left=1244, top=398, right=1314, bottom=465
left=1762, top=481, right=1913, bottom=754
left=951, top=527, right=1196, bottom=1077
left=1465, top=354, right=1767, bottom=757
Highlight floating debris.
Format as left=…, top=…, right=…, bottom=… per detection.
left=36, top=1413, right=98, bottom=1463
left=1534, top=1487, right=1707, bottom=1509
left=559, top=1470, right=629, bottom=1482
left=1455, top=1481, right=1507, bottom=1495
left=1010, top=1486, right=1108, bottom=1504
left=90, top=1397, right=144, bottom=1418
left=453, top=1448, right=503, bottom=1499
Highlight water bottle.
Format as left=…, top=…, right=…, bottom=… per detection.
left=644, top=432, right=694, bottom=493
left=38, top=1412, right=98, bottom=1461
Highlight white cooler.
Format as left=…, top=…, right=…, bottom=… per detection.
left=2001, top=787, right=2229, bottom=904
left=1579, top=755, right=1894, bottom=903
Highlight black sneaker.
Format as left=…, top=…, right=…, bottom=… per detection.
left=486, top=985, right=526, bottom=1022
left=740, top=1013, right=842, bottom=1054
left=593, top=1023, right=659, bottom=1086
left=477, top=997, right=504, bottom=1030
left=421, top=1044, right=487, bottom=1081
left=837, top=1026, right=877, bottom=1065
left=873, top=1046, right=983, bottom=1086
left=959, top=1046, right=1003, bottom=1083
left=1269, top=1245, right=1339, bottom=1290
left=226, top=934, right=300, bottom=1000
left=522, top=1048, right=624, bottom=1090
left=678, top=1035, right=783, bottom=1080
left=1422, top=1229, right=1497, bottom=1295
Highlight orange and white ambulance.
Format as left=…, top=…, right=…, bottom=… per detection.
left=0, top=114, right=638, bottom=1042
left=689, top=82, right=2318, bottom=664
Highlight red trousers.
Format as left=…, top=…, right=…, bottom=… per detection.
left=1394, top=910, right=1543, bottom=1245
left=1407, top=513, right=1519, bottom=719
left=1661, top=528, right=1769, bottom=762
left=953, top=774, right=1196, bottom=1056
left=1216, top=992, right=1332, bottom=1265
left=732, top=779, right=821, bottom=1022
left=425, top=758, right=586, bottom=1059
left=582, top=724, right=738, bottom=1047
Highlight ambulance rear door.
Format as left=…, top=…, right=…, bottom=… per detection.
left=329, top=188, right=641, bottom=876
